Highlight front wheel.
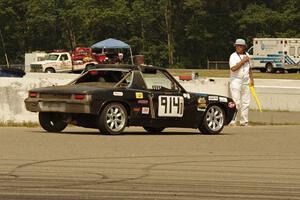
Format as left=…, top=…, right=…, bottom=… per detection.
left=99, top=103, right=127, bottom=135
left=199, top=105, right=225, bottom=135
left=143, top=127, right=165, bottom=133
left=39, top=112, right=67, bottom=133
left=45, top=68, right=55, bottom=73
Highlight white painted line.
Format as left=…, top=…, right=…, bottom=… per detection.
left=256, top=86, right=300, bottom=89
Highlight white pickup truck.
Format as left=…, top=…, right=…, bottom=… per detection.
left=30, top=52, right=97, bottom=73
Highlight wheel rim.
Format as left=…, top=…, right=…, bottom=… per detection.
left=105, top=105, right=126, bottom=132
left=266, top=64, right=272, bottom=72
left=205, top=106, right=224, bottom=132
left=49, top=113, right=61, bottom=127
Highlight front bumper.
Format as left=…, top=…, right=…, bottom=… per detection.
left=30, top=65, right=43, bottom=72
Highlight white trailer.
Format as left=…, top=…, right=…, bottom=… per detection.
left=24, top=51, right=47, bottom=72
left=248, top=38, right=300, bottom=73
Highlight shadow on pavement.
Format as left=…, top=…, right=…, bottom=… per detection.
left=33, top=130, right=232, bottom=136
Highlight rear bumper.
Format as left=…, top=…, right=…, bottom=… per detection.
left=24, top=98, right=91, bottom=113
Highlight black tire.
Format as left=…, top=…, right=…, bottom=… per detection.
left=287, top=69, right=297, bottom=73
left=266, top=63, right=275, bottom=73
left=45, top=68, right=55, bottom=73
left=143, top=127, right=165, bottom=133
left=38, top=112, right=67, bottom=133
left=260, top=68, right=267, bottom=73
left=99, top=103, right=128, bottom=135
left=199, top=105, right=225, bottom=135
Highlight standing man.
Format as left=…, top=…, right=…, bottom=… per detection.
left=229, top=39, right=254, bottom=126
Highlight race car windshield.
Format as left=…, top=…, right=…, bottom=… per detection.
left=74, top=70, right=131, bottom=87
left=142, top=70, right=178, bottom=91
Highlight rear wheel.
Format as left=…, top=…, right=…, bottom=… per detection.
left=99, top=103, right=127, bottom=135
left=39, top=112, right=67, bottom=132
left=143, top=127, right=165, bottom=133
left=199, top=105, right=225, bottom=135
left=287, top=69, right=297, bottom=73
left=266, top=63, right=275, bottom=73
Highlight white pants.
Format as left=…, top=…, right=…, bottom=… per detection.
left=230, top=78, right=250, bottom=124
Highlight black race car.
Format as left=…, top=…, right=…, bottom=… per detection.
left=25, top=65, right=237, bottom=135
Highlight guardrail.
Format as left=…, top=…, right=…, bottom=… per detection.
left=0, top=64, right=25, bottom=70
left=206, top=60, right=228, bottom=70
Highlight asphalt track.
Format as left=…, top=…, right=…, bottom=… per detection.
left=1, top=125, right=300, bottom=200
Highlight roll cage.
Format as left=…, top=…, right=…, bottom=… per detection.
left=70, top=65, right=187, bottom=93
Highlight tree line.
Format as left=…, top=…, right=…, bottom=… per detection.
left=0, top=0, right=299, bottom=68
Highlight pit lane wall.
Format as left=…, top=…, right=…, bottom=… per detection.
left=181, top=78, right=300, bottom=112
left=0, top=73, right=77, bottom=123
left=0, top=73, right=300, bottom=123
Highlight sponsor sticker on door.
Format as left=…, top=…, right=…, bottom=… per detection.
left=135, top=92, right=144, bottom=99
left=113, top=91, right=123, bottom=96
left=142, top=107, right=150, bottom=114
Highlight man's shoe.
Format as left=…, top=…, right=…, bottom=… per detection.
left=240, top=122, right=249, bottom=127
left=228, top=122, right=238, bottom=127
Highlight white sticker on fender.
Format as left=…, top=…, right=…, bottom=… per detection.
left=219, top=97, right=228, bottom=102
left=158, top=96, right=184, bottom=117
left=208, top=96, right=218, bottom=101
left=183, top=93, right=190, bottom=99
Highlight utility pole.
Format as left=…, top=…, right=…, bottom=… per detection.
left=0, top=28, right=10, bottom=68
left=165, top=0, right=174, bottom=66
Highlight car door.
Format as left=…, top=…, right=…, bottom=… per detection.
left=142, top=69, right=198, bottom=128
left=60, top=54, right=72, bottom=70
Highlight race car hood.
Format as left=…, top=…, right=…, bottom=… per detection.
left=29, top=83, right=113, bottom=95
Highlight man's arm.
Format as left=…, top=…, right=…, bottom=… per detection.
left=231, top=56, right=250, bottom=72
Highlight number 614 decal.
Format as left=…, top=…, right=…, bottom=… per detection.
left=158, top=96, right=184, bottom=117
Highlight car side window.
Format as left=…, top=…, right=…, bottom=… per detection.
left=290, top=47, right=295, bottom=56
left=142, top=70, right=177, bottom=91
left=60, top=54, right=69, bottom=61
left=74, top=70, right=130, bottom=87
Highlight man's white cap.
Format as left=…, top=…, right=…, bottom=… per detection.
left=234, top=39, right=247, bottom=47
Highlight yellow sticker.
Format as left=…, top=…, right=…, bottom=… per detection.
left=135, top=92, right=144, bottom=99
left=198, top=97, right=207, bottom=109
left=198, top=97, right=206, bottom=104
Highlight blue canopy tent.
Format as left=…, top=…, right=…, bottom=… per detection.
left=91, top=38, right=133, bottom=64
